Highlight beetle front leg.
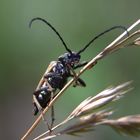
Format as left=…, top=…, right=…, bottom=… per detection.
left=74, top=60, right=97, bottom=69
left=74, top=61, right=88, bottom=69
left=67, top=64, right=86, bottom=87
left=70, top=75, right=86, bottom=87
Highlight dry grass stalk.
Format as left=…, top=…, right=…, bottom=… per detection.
left=21, top=19, right=140, bottom=140
left=38, top=82, right=140, bottom=140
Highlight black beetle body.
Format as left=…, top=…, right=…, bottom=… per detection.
left=33, top=52, right=86, bottom=115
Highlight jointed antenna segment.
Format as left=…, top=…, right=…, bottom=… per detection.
left=29, top=17, right=72, bottom=54
left=78, top=26, right=129, bottom=54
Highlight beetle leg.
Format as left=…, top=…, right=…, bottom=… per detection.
left=76, top=77, right=86, bottom=87
left=74, top=61, right=88, bottom=69
left=70, top=75, right=86, bottom=87
left=44, top=78, right=54, bottom=92
left=41, top=111, right=52, bottom=132
left=51, top=105, right=55, bottom=128
left=67, top=64, right=86, bottom=87
left=68, top=64, right=79, bottom=86
left=44, top=79, right=55, bottom=129
left=34, top=79, right=55, bottom=131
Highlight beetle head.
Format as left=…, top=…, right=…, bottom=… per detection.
left=58, top=52, right=81, bottom=67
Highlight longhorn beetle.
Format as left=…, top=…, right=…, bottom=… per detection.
left=29, top=17, right=128, bottom=125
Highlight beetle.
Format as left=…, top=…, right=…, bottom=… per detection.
left=29, top=17, right=128, bottom=117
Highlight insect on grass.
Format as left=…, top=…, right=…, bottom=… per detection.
left=29, top=17, right=128, bottom=128
left=21, top=19, right=140, bottom=140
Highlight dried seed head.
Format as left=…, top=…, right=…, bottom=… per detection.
left=68, top=81, right=132, bottom=118
left=102, top=115, right=140, bottom=137
left=134, top=37, right=140, bottom=46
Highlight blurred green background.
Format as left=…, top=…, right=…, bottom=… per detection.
left=0, top=0, right=140, bottom=140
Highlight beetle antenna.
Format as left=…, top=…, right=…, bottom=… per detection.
left=29, top=17, right=72, bottom=54
left=77, top=26, right=129, bottom=54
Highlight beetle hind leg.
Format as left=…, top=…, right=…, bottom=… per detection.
left=50, top=106, right=55, bottom=128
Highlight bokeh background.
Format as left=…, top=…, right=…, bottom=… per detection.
left=0, top=0, right=140, bottom=140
